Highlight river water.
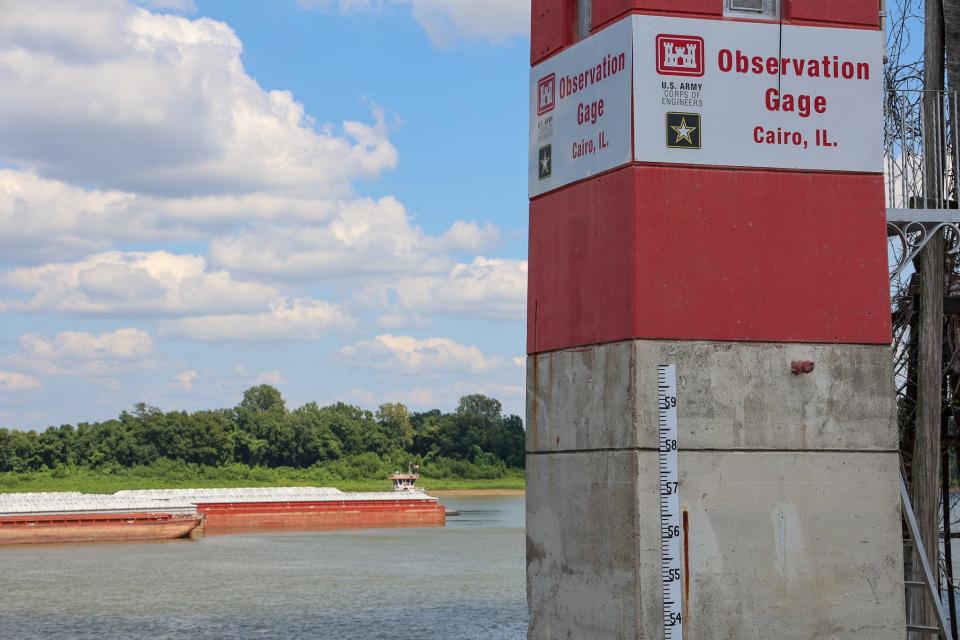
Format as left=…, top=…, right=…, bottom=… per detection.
left=0, top=495, right=527, bottom=640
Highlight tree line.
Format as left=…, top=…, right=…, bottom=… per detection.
left=0, top=386, right=525, bottom=476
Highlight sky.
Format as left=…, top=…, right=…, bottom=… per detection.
left=0, top=0, right=533, bottom=429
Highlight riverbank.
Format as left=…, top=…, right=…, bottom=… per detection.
left=0, top=465, right=525, bottom=494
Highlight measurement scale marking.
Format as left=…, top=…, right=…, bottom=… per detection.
left=658, top=364, right=683, bottom=639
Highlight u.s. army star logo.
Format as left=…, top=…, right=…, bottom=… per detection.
left=666, top=112, right=701, bottom=149
left=538, top=144, right=552, bottom=180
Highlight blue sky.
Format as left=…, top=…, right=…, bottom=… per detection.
left=0, top=0, right=532, bottom=429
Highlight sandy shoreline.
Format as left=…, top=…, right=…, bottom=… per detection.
left=429, top=489, right=525, bottom=497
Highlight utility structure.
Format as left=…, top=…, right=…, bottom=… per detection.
left=887, top=87, right=960, bottom=637
left=526, top=1, right=906, bottom=637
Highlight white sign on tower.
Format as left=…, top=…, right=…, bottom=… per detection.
left=633, top=15, right=884, bottom=172
left=528, top=17, right=634, bottom=198
left=529, top=15, right=884, bottom=197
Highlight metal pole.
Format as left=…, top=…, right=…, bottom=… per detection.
left=943, top=396, right=958, bottom=638
left=922, top=97, right=931, bottom=206
left=880, top=0, right=888, bottom=60
left=905, top=100, right=911, bottom=208
left=939, top=96, right=946, bottom=207
left=948, top=438, right=960, bottom=639
left=577, top=0, right=591, bottom=41
left=901, top=474, right=951, bottom=637
left=953, top=92, right=959, bottom=207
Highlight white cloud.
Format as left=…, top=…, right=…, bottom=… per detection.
left=0, top=371, right=42, bottom=392
left=208, top=196, right=499, bottom=281
left=401, top=0, right=529, bottom=47
left=20, top=328, right=153, bottom=361
left=300, top=0, right=529, bottom=46
left=0, top=1, right=397, bottom=196
left=298, top=0, right=384, bottom=11
left=173, top=369, right=199, bottom=390
left=375, top=257, right=527, bottom=320
left=438, top=220, right=502, bottom=253
left=6, top=328, right=155, bottom=376
left=378, top=386, right=437, bottom=406
left=1, top=251, right=277, bottom=315
left=0, top=1, right=526, bottom=424
left=377, top=311, right=431, bottom=330
left=135, top=0, right=197, bottom=12
left=339, top=334, right=501, bottom=373
left=94, top=378, right=123, bottom=392
left=0, top=169, right=377, bottom=265
left=0, top=170, right=134, bottom=263
left=254, top=370, right=286, bottom=385
left=0, top=168, right=501, bottom=271
left=451, top=380, right=524, bottom=399
left=348, top=388, right=378, bottom=405
left=400, top=386, right=436, bottom=405
left=160, top=298, right=354, bottom=341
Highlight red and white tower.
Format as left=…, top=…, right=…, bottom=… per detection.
left=526, top=1, right=906, bottom=637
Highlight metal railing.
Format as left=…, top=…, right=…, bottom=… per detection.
left=885, top=91, right=960, bottom=282
left=886, top=90, right=960, bottom=639
left=886, top=90, right=960, bottom=212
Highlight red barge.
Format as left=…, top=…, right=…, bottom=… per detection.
left=115, top=485, right=445, bottom=531
left=0, top=493, right=202, bottom=545
left=0, top=512, right=202, bottom=545
left=0, top=474, right=445, bottom=544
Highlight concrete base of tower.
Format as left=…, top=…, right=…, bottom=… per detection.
left=525, top=339, right=906, bottom=639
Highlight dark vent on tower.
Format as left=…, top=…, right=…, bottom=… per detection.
left=725, top=0, right=779, bottom=18
left=728, top=0, right=764, bottom=11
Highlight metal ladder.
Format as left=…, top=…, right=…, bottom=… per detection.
left=902, top=474, right=951, bottom=637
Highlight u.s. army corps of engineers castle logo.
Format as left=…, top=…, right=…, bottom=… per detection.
left=537, top=73, right=556, bottom=116
left=656, top=34, right=704, bottom=77
left=657, top=33, right=704, bottom=150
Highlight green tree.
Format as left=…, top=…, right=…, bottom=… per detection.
left=450, top=394, right=504, bottom=460
left=234, top=385, right=288, bottom=465
left=376, top=403, right=414, bottom=452
left=320, top=402, right=374, bottom=457
left=410, top=409, right=443, bottom=457
left=0, top=387, right=527, bottom=477
left=238, top=385, right=286, bottom=415
left=288, top=402, right=343, bottom=466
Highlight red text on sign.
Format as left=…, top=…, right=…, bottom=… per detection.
left=578, top=99, right=605, bottom=126
left=765, top=88, right=827, bottom=118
